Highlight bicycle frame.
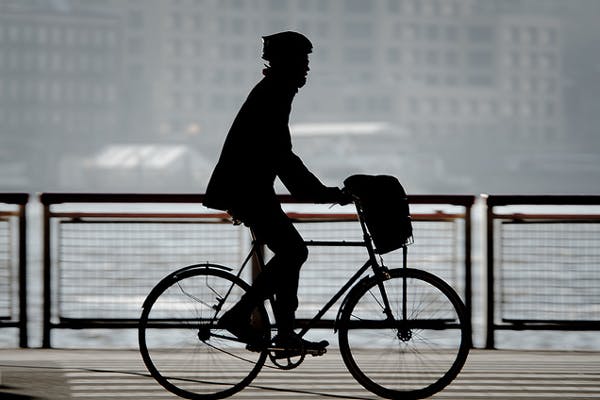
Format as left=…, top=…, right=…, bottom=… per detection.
left=227, top=202, right=405, bottom=338
left=140, top=200, right=471, bottom=400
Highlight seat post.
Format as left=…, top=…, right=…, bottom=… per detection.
left=249, top=228, right=265, bottom=283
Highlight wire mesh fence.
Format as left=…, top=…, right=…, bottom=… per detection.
left=56, top=219, right=250, bottom=321
left=485, top=195, right=600, bottom=349
left=0, top=193, right=28, bottom=347
left=52, top=216, right=466, bottom=323
left=498, top=220, right=600, bottom=322
left=295, top=218, right=464, bottom=320
left=40, top=193, right=474, bottom=347
left=0, top=216, right=13, bottom=321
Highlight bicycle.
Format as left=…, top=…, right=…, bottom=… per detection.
left=139, top=177, right=470, bottom=399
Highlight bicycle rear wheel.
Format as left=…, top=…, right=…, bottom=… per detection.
left=338, top=268, right=470, bottom=399
left=139, top=265, right=269, bottom=400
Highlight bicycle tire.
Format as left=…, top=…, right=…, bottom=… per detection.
left=338, top=268, right=470, bottom=399
left=139, top=265, right=269, bottom=400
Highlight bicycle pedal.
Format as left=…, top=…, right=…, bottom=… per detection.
left=307, top=348, right=327, bottom=357
left=245, top=343, right=266, bottom=353
left=267, top=346, right=301, bottom=359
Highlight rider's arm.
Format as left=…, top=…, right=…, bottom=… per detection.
left=277, top=150, right=347, bottom=204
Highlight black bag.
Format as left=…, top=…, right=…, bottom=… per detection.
left=344, top=174, right=413, bottom=254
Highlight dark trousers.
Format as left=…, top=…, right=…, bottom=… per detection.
left=241, top=205, right=308, bottom=333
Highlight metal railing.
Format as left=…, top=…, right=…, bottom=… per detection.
left=40, top=193, right=474, bottom=348
left=0, top=193, right=28, bottom=348
left=485, top=195, right=600, bottom=349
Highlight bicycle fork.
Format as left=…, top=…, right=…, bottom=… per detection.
left=376, top=246, right=412, bottom=342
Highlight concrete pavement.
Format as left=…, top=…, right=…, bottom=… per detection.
left=1, top=348, right=600, bottom=399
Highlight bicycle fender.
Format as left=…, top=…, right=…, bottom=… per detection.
left=334, top=275, right=374, bottom=333
left=171, top=262, right=232, bottom=278
left=141, top=263, right=232, bottom=309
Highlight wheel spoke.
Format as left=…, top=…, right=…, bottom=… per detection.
left=338, top=268, right=469, bottom=399
left=139, top=266, right=269, bottom=399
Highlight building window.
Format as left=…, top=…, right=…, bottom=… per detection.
left=388, top=47, right=401, bottom=63
left=524, top=27, right=538, bottom=45
left=388, top=0, right=400, bottom=12
left=169, top=39, right=182, bottom=57
left=441, top=1, right=457, bottom=16
left=468, top=25, right=494, bottom=43
left=408, top=98, right=420, bottom=114
left=310, top=21, right=326, bottom=36
left=545, top=28, right=558, bottom=46
left=544, top=102, right=556, bottom=117
left=194, top=93, right=203, bottom=108
left=426, top=25, right=440, bottom=41
left=232, top=18, right=245, bottom=35
left=445, top=25, right=459, bottom=42
left=269, top=0, right=288, bottom=12
left=541, top=52, right=557, bottom=70
left=169, top=13, right=182, bottom=29
left=316, top=1, right=329, bottom=12
left=404, top=24, right=419, bottom=40
left=343, top=47, right=373, bottom=63
left=345, top=0, right=373, bottom=13
left=445, top=75, right=458, bottom=85
left=9, top=25, right=19, bottom=42
left=128, top=10, right=144, bottom=28
left=128, top=37, right=143, bottom=55
left=467, top=50, right=493, bottom=68
left=193, top=14, right=203, bottom=31
left=444, top=51, right=459, bottom=67
left=467, top=74, right=493, bottom=86
left=425, top=50, right=439, bottom=65
left=344, top=22, right=374, bottom=40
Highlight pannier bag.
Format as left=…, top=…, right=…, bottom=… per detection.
left=343, top=174, right=413, bottom=254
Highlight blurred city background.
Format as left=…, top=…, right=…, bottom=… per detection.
left=1, top=0, right=599, bottom=195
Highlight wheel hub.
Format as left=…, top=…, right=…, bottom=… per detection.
left=398, top=329, right=412, bottom=342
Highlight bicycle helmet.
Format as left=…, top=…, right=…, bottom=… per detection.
left=262, top=31, right=312, bottom=61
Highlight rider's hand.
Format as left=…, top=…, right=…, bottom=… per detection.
left=334, top=187, right=354, bottom=206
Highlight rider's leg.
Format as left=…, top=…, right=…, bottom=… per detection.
left=246, top=206, right=306, bottom=331
left=220, top=206, right=305, bottom=342
left=247, top=209, right=328, bottom=351
left=221, top=206, right=326, bottom=350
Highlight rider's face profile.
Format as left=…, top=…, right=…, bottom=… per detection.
left=296, top=55, right=310, bottom=88
left=276, top=54, right=310, bottom=88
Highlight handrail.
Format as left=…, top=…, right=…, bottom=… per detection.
left=40, top=192, right=476, bottom=206
left=485, top=194, right=600, bottom=207
left=0, top=193, right=29, bottom=205
left=40, top=193, right=205, bottom=204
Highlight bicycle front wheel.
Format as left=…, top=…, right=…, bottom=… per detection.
left=139, top=265, right=269, bottom=400
left=338, top=268, right=470, bottom=399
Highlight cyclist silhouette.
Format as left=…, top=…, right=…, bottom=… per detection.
left=203, top=31, right=348, bottom=352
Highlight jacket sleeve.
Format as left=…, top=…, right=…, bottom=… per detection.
left=277, top=150, right=345, bottom=203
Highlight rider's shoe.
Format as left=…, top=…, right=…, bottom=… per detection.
left=219, top=306, right=264, bottom=346
left=272, top=332, right=329, bottom=358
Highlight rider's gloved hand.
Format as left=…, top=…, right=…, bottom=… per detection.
left=330, top=187, right=353, bottom=205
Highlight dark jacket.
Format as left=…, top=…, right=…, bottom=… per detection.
left=203, top=75, right=341, bottom=217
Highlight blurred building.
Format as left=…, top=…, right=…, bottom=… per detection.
left=0, top=0, right=121, bottom=189
left=0, top=0, right=568, bottom=192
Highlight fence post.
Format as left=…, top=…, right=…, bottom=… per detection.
left=464, top=201, right=473, bottom=347
left=18, top=202, right=28, bottom=348
left=42, top=202, right=52, bottom=348
left=485, top=197, right=495, bottom=349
